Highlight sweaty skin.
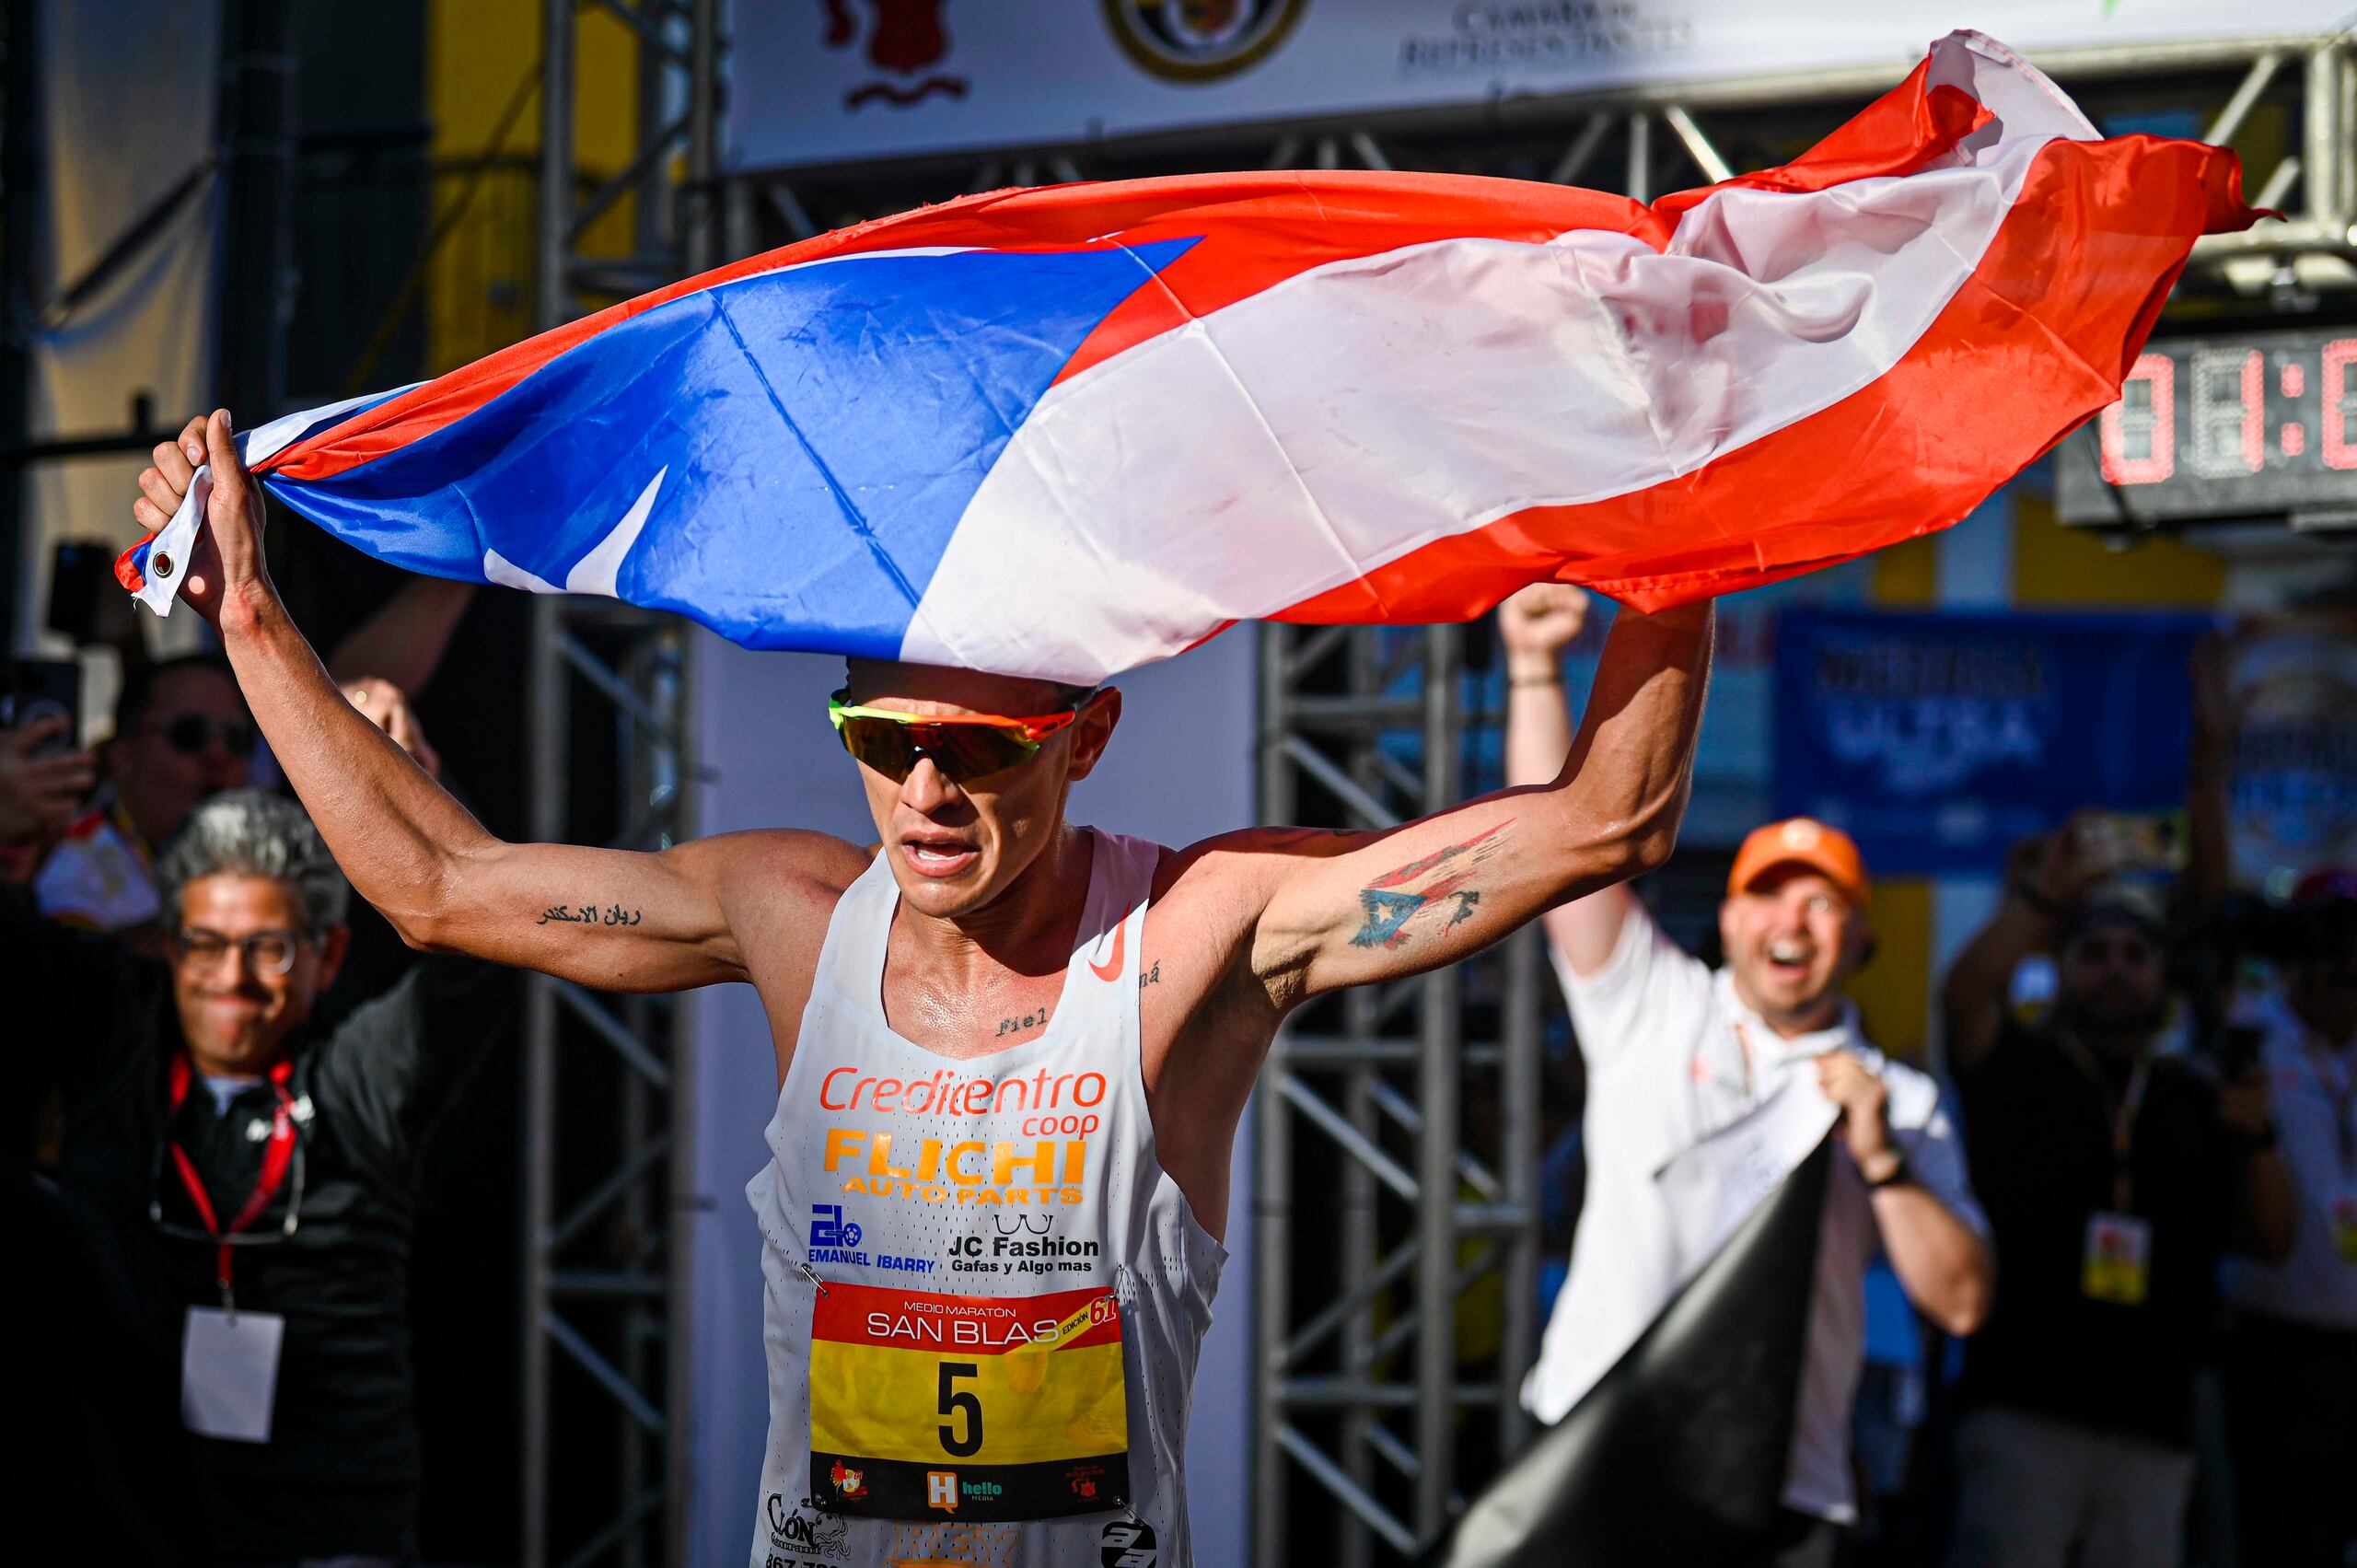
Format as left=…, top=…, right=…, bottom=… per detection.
left=138, top=410, right=1713, bottom=1238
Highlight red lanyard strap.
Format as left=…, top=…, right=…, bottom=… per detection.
left=165, top=1054, right=299, bottom=1296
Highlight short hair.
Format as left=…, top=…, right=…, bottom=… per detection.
left=116, top=653, right=239, bottom=731
left=841, top=658, right=1100, bottom=712
left=158, top=790, right=351, bottom=933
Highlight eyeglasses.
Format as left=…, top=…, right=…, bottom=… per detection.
left=173, top=927, right=311, bottom=977
left=826, top=691, right=1083, bottom=785
left=141, top=714, right=258, bottom=759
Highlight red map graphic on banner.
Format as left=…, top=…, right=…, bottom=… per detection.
left=822, top=0, right=968, bottom=109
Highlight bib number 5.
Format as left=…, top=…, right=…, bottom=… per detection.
left=938, top=1362, right=982, bottom=1456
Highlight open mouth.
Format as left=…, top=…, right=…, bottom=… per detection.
left=1764, top=939, right=1815, bottom=979
left=900, top=837, right=980, bottom=878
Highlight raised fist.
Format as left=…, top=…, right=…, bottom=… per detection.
left=1498, top=582, right=1592, bottom=678
left=134, top=410, right=271, bottom=627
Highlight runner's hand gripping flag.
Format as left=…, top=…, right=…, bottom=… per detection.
left=122, top=31, right=2257, bottom=684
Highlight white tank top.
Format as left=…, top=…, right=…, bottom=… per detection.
left=745, top=830, right=1225, bottom=1568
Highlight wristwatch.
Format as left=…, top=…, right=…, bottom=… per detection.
left=1860, top=1147, right=1912, bottom=1190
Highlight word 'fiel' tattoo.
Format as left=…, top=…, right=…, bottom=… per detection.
left=996, top=1005, right=1050, bottom=1037
left=1350, top=820, right=1513, bottom=949
left=539, top=902, right=644, bottom=928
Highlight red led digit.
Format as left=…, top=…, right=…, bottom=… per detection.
left=2100, top=353, right=2175, bottom=484
left=2324, top=339, right=2357, bottom=471
left=2242, top=350, right=2264, bottom=472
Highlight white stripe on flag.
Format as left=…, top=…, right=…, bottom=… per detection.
left=901, top=34, right=2084, bottom=682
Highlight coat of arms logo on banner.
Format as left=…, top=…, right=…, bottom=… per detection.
left=1102, top=0, right=1310, bottom=82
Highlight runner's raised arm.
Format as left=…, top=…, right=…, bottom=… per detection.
left=1241, top=593, right=1713, bottom=1005
left=134, top=412, right=858, bottom=993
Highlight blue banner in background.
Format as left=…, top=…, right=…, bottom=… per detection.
left=1773, top=610, right=2214, bottom=876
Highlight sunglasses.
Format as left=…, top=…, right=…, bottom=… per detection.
left=143, top=714, right=258, bottom=759
left=827, top=691, right=1083, bottom=785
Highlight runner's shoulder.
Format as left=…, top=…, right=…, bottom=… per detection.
left=1155, top=824, right=1356, bottom=890
left=1149, top=825, right=1353, bottom=930
left=682, top=828, right=869, bottom=918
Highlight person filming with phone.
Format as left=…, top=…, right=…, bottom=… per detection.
left=34, top=654, right=257, bottom=945
left=1940, top=812, right=2295, bottom=1568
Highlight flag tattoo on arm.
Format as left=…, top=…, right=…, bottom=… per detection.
left=1349, top=821, right=1512, bottom=949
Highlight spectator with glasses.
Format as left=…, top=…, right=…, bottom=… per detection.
left=36, top=653, right=257, bottom=943
left=4, top=785, right=513, bottom=1565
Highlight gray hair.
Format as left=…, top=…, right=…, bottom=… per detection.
left=158, top=789, right=351, bottom=933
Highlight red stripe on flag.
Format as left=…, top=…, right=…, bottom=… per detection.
left=262, top=173, right=1660, bottom=484
left=259, top=49, right=1995, bottom=484
left=1273, top=133, right=2252, bottom=624
left=1039, top=173, right=1656, bottom=389
left=1652, top=71, right=1991, bottom=223
left=1051, top=64, right=1989, bottom=391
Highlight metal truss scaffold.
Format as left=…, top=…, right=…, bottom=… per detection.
left=522, top=2, right=719, bottom=1565
left=1255, top=624, right=1546, bottom=1565
left=556, top=22, right=2348, bottom=1566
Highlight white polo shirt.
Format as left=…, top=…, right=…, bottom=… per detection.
left=2223, top=1003, right=2357, bottom=1331
left=1521, top=904, right=1985, bottom=1524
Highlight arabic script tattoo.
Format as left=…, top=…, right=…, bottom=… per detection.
left=537, top=902, right=644, bottom=928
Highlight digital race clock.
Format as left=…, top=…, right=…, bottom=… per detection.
left=2057, top=323, right=2357, bottom=527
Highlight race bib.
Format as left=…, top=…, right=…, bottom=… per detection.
left=2332, top=1191, right=2357, bottom=1265
left=2082, top=1211, right=2153, bottom=1306
left=809, top=1281, right=1128, bottom=1521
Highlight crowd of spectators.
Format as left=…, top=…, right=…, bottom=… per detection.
left=7, top=561, right=2351, bottom=1567
left=1509, top=586, right=2357, bottom=1568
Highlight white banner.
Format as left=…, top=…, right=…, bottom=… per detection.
left=727, top=1, right=2329, bottom=171
left=17, top=0, right=219, bottom=658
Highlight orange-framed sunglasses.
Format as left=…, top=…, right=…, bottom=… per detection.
left=826, top=691, right=1084, bottom=784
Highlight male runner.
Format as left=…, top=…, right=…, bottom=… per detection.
left=134, top=410, right=1713, bottom=1567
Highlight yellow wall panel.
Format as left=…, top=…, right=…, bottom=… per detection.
left=2013, top=490, right=2225, bottom=607
left=424, top=0, right=642, bottom=373
left=1872, top=534, right=1938, bottom=605
left=1848, top=877, right=1933, bottom=1063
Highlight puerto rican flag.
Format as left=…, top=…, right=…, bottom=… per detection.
left=122, top=31, right=2254, bottom=683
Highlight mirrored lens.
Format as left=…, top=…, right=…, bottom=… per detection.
left=834, top=716, right=1036, bottom=784
left=908, top=724, right=1036, bottom=784
left=835, top=715, right=919, bottom=782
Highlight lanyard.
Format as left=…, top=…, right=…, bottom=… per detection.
left=2059, top=1036, right=2150, bottom=1211
left=165, top=1054, right=298, bottom=1307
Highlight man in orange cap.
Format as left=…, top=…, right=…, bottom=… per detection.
left=1500, top=584, right=1993, bottom=1566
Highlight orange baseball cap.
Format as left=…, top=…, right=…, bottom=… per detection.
left=1726, top=818, right=1870, bottom=909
